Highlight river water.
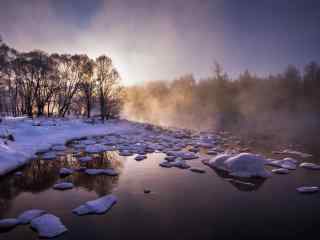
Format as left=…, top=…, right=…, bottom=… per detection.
left=0, top=142, right=320, bottom=239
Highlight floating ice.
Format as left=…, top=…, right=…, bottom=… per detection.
left=299, top=162, right=320, bottom=170
left=53, top=182, right=74, bottom=190
left=72, top=194, right=117, bottom=215
left=30, top=214, right=67, bottom=238
left=17, top=209, right=46, bottom=224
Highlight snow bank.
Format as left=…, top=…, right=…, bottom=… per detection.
left=0, top=118, right=140, bottom=176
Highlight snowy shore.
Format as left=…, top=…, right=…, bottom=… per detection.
left=0, top=117, right=140, bottom=176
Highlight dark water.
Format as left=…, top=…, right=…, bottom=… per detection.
left=1, top=145, right=320, bottom=240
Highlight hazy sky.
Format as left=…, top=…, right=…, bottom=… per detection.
left=1, top=0, right=319, bottom=85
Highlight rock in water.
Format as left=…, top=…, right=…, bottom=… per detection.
left=53, top=182, right=74, bottom=190
left=299, top=162, right=320, bottom=170
left=30, top=214, right=67, bottom=238
left=0, top=218, right=20, bottom=229
left=72, top=194, right=117, bottom=216
left=208, top=154, right=232, bottom=171
left=271, top=168, right=290, bottom=174
left=296, top=186, right=319, bottom=193
left=17, top=209, right=46, bottom=224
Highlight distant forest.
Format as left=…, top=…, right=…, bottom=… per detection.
left=125, top=62, right=320, bottom=147
left=0, top=38, right=123, bottom=120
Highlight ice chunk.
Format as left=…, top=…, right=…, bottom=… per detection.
left=17, top=209, right=46, bottom=224
left=296, top=186, right=319, bottom=193
left=0, top=218, right=19, bottom=229
left=53, top=182, right=74, bottom=190
left=30, top=214, right=67, bottom=238
left=72, top=194, right=117, bottom=216
left=299, top=162, right=320, bottom=170
left=85, top=168, right=118, bottom=176
left=271, top=168, right=290, bottom=174
left=59, top=168, right=74, bottom=176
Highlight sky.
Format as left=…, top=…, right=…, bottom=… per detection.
left=0, top=0, right=319, bottom=85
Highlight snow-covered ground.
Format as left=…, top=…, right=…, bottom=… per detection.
left=0, top=117, right=141, bottom=176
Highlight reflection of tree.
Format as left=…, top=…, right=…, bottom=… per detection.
left=211, top=168, right=265, bottom=192
left=0, top=150, right=124, bottom=216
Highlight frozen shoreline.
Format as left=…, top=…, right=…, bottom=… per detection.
left=0, top=117, right=141, bottom=176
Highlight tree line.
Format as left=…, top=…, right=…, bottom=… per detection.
left=124, top=62, right=320, bottom=145
left=0, top=38, right=123, bottom=120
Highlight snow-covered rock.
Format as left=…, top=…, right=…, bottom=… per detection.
left=0, top=218, right=20, bottom=229
left=51, top=145, right=66, bottom=151
left=208, top=153, right=232, bottom=171
left=296, top=186, right=319, bottom=193
left=17, top=209, right=46, bottom=224
left=42, top=152, right=57, bottom=160
left=85, top=144, right=108, bottom=154
left=59, top=168, right=74, bottom=176
left=299, top=162, right=320, bottom=170
left=30, top=214, right=67, bottom=238
left=85, top=168, right=118, bottom=176
left=271, top=168, right=290, bottom=174
left=53, top=182, right=74, bottom=190
left=72, top=194, right=117, bottom=215
left=266, top=158, right=297, bottom=170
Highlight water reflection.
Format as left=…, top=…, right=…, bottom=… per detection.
left=209, top=167, right=265, bottom=192
left=0, top=150, right=124, bottom=217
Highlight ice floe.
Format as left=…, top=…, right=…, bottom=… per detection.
left=85, top=168, right=118, bottom=176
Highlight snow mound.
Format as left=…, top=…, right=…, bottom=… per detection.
left=0, top=218, right=20, bottom=229
left=53, top=182, right=74, bottom=190
left=17, top=209, right=46, bottom=224
left=30, top=214, right=67, bottom=238
left=72, top=194, right=117, bottom=215
left=299, top=162, right=320, bottom=170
